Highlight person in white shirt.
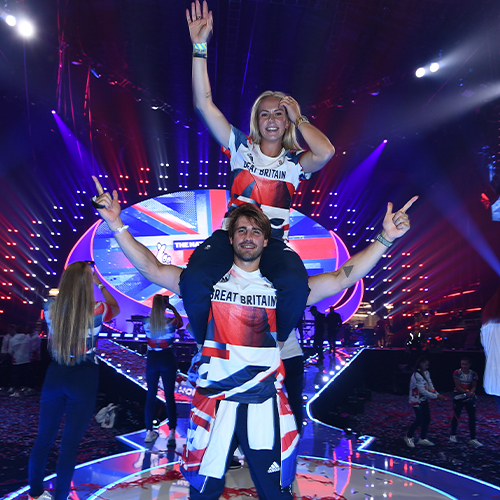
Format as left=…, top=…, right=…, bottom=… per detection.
left=8, top=327, right=31, bottom=397
left=93, top=172, right=416, bottom=499
left=404, top=356, right=446, bottom=448
left=1, top=324, right=16, bottom=390
left=481, top=286, right=500, bottom=414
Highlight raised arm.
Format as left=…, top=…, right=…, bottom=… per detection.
left=166, top=298, right=183, bottom=330
left=307, top=196, right=418, bottom=305
left=187, top=0, right=231, bottom=148
left=93, top=272, right=120, bottom=319
left=91, top=176, right=182, bottom=295
left=279, top=95, right=335, bottom=173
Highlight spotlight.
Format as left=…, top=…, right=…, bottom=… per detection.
left=51, top=110, right=56, bottom=115
left=5, top=14, right=16, bottom=27
left=429, top=62, right=440, bottom=73
left=415, top=67, right=426, bottom=78
left=18, top=19, right=34, bottom=37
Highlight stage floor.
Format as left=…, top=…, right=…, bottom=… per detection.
left=5, top=345, right=500, bottom=500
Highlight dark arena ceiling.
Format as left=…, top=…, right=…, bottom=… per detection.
left=1, top=0, right=500, bottom=329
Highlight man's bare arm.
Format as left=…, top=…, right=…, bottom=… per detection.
left=307, top=196, right=418, bottom=305
left=92, top=176, right=182, bottom=295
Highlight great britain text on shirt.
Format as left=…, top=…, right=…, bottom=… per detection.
left=210, top=287, right=277, bottom=307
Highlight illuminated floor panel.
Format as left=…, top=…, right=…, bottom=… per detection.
left=84, top=455, right=458, bottom=500
left=6, top=348, right=500, bottom=500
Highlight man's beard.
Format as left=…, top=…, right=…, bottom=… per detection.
left=233, top=244, right=263, bottom=263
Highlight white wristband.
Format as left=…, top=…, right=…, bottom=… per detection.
left=113, top=224, right=129, bottom=235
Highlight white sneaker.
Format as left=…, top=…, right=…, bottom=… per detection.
left=29, top=491, right=54, bottom=500
left=404, top=436, right=415, bottom=448
left=144, top=430, right=158, bottom=443
left=449, top=435, right=458, bottom=443
left=468, top=439, right=483, bottom=448
left=418, top=438, right=435, bottom=446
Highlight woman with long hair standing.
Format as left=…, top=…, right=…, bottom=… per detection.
left=28, top=261, right=120, bottom=500
left=143, top=294, right=182, bottom=445
left=404, top=356, right=446, bottom=448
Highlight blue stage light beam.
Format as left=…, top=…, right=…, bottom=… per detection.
left=52, top=111, right=98, bottom=174
left=429, top=178, right=500, bottom=277
left=332, top=140, right=388, bottom=225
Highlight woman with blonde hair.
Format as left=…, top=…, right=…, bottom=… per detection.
left=143, top=294, right=182, bottom=445
left=28, top=261, right=119, bottom=500
left=180, top=0, right=336, bottom=347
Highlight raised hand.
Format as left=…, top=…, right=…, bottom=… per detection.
left=92, top=176, right=122, bottom=230
left=92, top=272, right=102, bottom=286
left=382, top=196, right=418, bottom=242
left=279, top=95, right=301, bottom=124
left=186, top=0, right=213, bottom=44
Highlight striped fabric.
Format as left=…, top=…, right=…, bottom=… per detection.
left=180, top=264, right=299, bottom=491
left=221, top=125, right=309, bottom=241
left=144, top=314, right=182, bottom=350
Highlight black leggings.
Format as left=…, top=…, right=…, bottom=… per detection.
left=451, top=398, right=476, bottom=439
left=179, top=230, right=310, bottom=343
left=407, top=400, right=431, bottom=439
left=283, top=355, right=305, bottom=432
left=145, top=349, right=177, bottom=431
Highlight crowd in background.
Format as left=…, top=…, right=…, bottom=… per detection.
left=1, top=322, right=43, bottom=396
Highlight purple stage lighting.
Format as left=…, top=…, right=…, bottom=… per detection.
left=333, top=139, right=388, bottom=214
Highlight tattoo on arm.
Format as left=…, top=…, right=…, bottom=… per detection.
left=342, top=265, right=353, bottom=278
left=206, top=91, right=212, bottom=99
